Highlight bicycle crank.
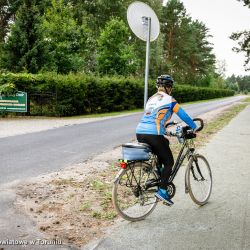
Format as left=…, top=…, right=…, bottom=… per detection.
left=167, top=182, right=176, bottom=199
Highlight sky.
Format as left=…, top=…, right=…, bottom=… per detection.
left=163, top=0, right=250, bottom=76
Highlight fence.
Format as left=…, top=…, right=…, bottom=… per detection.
left=28, top=92, right=57, bottom=116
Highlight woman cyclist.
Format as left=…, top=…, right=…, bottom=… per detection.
left=136, top=75, right=197, bottom=205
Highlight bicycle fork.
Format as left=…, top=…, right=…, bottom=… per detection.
left=185, top=153, right=197, bottom=193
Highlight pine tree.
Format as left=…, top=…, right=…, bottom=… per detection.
left=161, top=0, right=215, bottom=84
left=230, top=0, right=250, bottom=71
left=2, top=0, right=48, bottom=73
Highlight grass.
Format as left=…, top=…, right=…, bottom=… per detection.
left=242, top=96, right=250, bottom=103
left=91, top=180, right=106, bottom=190
left=79, top=202, right=91, bottom=212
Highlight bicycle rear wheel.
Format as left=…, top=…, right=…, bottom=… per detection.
left=186, top=154, right=212, bottom=205
left=112, top=161, right=158, bottom=222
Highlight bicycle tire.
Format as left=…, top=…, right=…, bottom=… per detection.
left=112, top=161, right=158, bottom=222
left=186, top=154, right=212, bottom=205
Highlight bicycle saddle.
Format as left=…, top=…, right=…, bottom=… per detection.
left=122, top=142, right=152, bottom=151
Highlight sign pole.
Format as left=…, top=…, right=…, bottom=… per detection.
left=127, top=2, right=160, bottom=109
left=143, top=17, right=151, bottom=110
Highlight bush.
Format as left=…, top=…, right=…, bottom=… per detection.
left=0, top=72, right=235, bottom=116
left=0, top=83, right=18, bottom=96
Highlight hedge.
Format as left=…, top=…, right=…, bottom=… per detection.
left=0, top=72, right=235, bottom=116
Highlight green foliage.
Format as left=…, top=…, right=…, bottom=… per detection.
left=226, top=74, right=250, bottom=92
left=0, top=72, right=234, bottom=116
left=2, top=0, right=48, bottom=73
left=0, top=83, right=17, bottom=95
left=0, top=0, right=23, bottom=42
left=225, top=75, right=240, bottom=92
left=97, top=18, right=139, bottom=76
left=0, top=0, right=242, bottom=90
left=42, top=0, right=87, bottom=74
left=172, top=84, right=234, bottom=103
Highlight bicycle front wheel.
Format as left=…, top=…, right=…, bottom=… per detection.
left=186, top=154, right=212, bottom=205
left=112, top=161, right=158, bottom=222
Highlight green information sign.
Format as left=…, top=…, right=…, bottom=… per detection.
left=0, top=91, right=27, bottom=112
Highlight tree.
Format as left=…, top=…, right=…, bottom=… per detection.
left=42, top=0, right=87, bottom=73
left=65, top=0, right=164, bottom=77
left=236, top=75, right=250, bottom=91
left=230, top=30, right=250, bottom=71
left=0, top=0, right=22, bottom=42
left=225, top=75, right=239, bottom=92
left=230, top=0, right=250, bottom=71
left=66, top=0, right=129, bottom=34
left=238, top=0, right=250, bottom=6
left=2, top=0, right=48, bottom=73
left=161, top=0, right=216, bottom=84
left=97, top=18, right=139, bottom=75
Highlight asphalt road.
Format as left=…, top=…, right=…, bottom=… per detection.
left=0, top=95, right=245, bottom=185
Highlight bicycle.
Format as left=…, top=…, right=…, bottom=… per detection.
left=112, top=118, right=212, bottom=222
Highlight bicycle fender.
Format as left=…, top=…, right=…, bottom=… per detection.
left=113, top=169, right=125, bottom=183
left=185, top=167, right=189, bottom=194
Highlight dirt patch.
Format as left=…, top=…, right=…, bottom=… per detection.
left=14, top=102, right=242, bottom=248
left=15, top=148, right=122, bottom=248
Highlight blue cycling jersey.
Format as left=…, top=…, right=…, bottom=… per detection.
left=136, top=91, right=197, bottom=135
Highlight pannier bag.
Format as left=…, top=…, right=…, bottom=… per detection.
left=122, top=143, right=151, bottom=161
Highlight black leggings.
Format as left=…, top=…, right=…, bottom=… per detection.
left=136, top=134, right=174, bottom=189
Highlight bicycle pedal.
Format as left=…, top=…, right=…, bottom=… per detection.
left=163, top=201, right=171, bottom=206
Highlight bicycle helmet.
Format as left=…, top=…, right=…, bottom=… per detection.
left=156, top=74, right=174, bottom=88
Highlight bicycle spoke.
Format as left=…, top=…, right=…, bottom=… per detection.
left=187, top=154, right=212, bottom=205
left=113, top=162, right=158, bottom=221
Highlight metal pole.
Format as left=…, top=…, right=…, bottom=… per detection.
left=144, top=17, right=151, bottom=109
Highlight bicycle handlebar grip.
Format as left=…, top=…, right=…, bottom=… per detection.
left=193, top=118, right=204, bottom=132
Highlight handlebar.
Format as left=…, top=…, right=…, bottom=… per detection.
left=164, top=118, right=204, bottom=137
left=193, top=118, right=204, bottom=132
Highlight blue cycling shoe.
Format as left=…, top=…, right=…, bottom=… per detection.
left=155, top=188, right=174, bottom=206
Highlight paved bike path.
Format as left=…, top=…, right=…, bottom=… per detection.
left=85, top=105, right=250, bottom=250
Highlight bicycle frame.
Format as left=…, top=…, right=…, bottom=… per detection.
left=116, top=139, right=196, bottom=191
left=168, top=139, right=195, bottom=183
